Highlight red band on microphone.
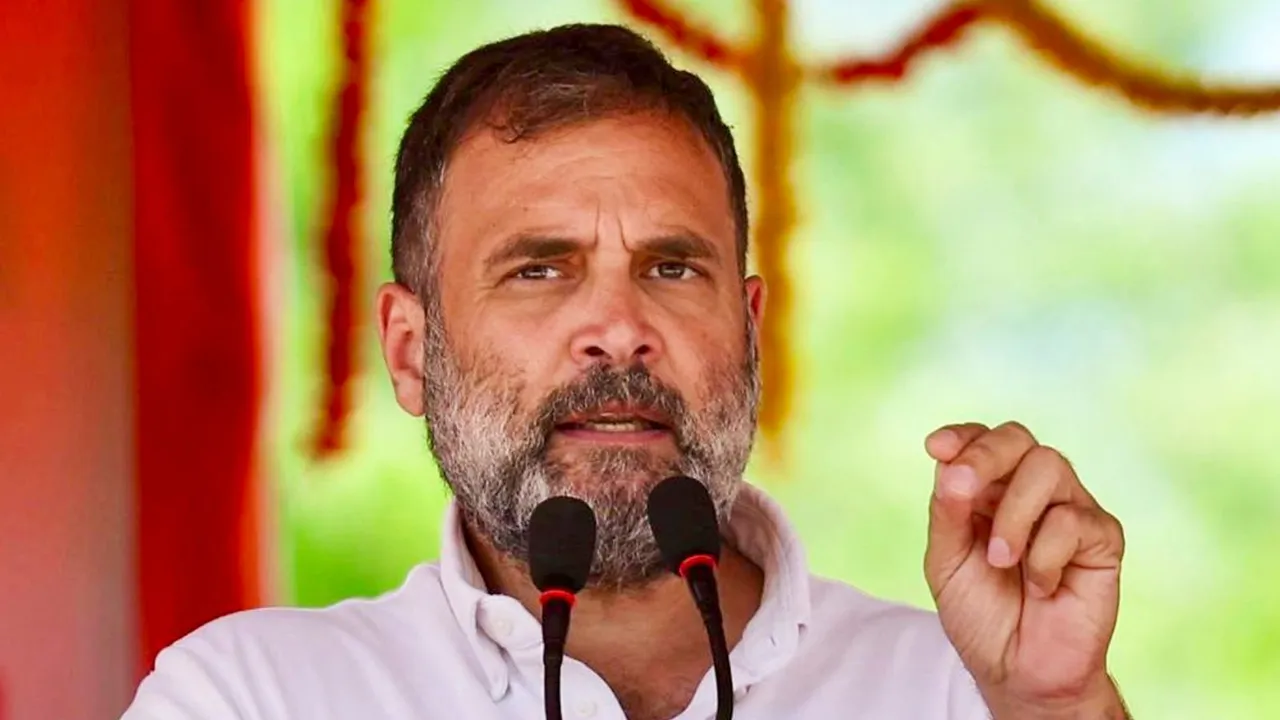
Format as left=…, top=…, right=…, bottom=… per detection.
left=539, top=588, right=576, bottom=608
left=678, top=554, right=718, bottom=578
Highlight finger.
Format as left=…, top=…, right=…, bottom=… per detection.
left=972, top=479, right=1008, bottom=519
left=1024, top=504, right=1124, bottom=597
left=926, top=481, right=1012, bottom=593
left=925, top=487, right=979, bottom=597
left=924, top=422, right=990, bottom=463
left=986, top=445, right=1079, bottom=568
left=935, top=421, right=1037, bottom=501
left=927, top=423, right=1032, bottom=581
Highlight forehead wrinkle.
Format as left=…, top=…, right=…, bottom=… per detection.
left=595, top=194, right=608, bottom=252
left=593, top=192, right=639, bottom=256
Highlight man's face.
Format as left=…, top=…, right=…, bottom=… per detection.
left=413, top=114, right=763, bottom=589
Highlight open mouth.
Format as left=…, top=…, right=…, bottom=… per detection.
left=554, top=405, right=673, bottom=437
left=557, top=417, right=669, bottom=433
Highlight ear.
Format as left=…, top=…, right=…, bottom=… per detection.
left=744, top=274, right=766, bottom=333
left=375, top=282, right=427, bottom=416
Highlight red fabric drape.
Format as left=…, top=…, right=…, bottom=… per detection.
left=130, top=0, right=261, bottom=672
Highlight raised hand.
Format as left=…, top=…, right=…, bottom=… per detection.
left=923, top=422, right=1130, bottom=719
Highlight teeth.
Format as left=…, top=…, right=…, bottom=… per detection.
left=582, top=420, right=650, bottom=432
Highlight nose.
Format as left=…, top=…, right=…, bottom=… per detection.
left=568, top=283, right=663, bottom=369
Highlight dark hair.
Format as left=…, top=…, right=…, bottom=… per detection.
left=390, top=23, right=749, bottom=297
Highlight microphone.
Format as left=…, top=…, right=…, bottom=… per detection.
left=527, top=496, right=597, bottom=720
left=647, top=475, right=734, bottom=720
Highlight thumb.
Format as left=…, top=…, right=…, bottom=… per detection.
left=925, top=463, right=980, bottom=595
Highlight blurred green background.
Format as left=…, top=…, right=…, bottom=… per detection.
left=257, top=0, right=1280, bottom=716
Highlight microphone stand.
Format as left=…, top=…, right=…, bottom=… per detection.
left=680, top=556, right=734, bottom=720
left=540, top=589, right=576, bottom=720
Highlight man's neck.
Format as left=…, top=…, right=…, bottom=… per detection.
left=465, top=524, right=765, bottom=720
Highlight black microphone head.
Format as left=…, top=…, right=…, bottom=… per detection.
left=646, top=475, right=722, bottom=574
left=527, top=496, right=597, bottom=594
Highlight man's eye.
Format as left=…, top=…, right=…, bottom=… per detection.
left=513, top=265, right=563, bottom=280
left=647, top=262, right=699, bottom=280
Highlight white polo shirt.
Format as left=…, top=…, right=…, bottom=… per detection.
left=122, top=484, right=991, bottom=719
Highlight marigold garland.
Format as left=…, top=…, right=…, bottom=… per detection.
left=617, top=0, right=745, bottom=67
left=813, top=4, right=984, bottom=84
left=986, top=0, right=1280, bottom=114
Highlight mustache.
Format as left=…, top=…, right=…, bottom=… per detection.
left=529, top=364, right=689, bottom=442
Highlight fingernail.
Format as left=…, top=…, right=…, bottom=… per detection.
left=987, top=537, right=1014, bottom=568
left=1027, top=581, right=1050, bottom=599
left=929, top=429, right=958, bottom=450
left=941, top=465, right=979, bottom=498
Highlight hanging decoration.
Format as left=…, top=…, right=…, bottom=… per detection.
left=619, top=0, right=1280, bottom=461
left=984, top=0, right=1280, bottom=114
left=311, top=0, right=370, bottom=458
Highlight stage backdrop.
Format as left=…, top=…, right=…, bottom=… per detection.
left=249, top=1, right=1280, bottom=717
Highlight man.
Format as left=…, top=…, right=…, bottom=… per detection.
left=123, top=23, right=1130, bottom=720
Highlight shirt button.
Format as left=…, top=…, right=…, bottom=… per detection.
left=492, top=617, right=514, bottom=638
left=574, top=699, right=598, bottom=717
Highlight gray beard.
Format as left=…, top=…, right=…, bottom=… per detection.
left=419, top=297, right=760, bottom=591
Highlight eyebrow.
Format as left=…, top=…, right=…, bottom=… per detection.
left=482, top=230, right=722, bottom=273
left=639, top=232, right=720, bottom=265
left=483, top=235, right=580, bottom=273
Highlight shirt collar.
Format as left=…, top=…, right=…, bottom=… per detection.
left=437, top=482, right=813, bottom=702
left=437, top=501, right=515, bottom=700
